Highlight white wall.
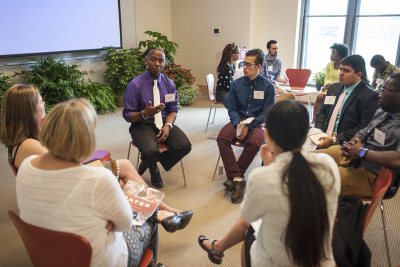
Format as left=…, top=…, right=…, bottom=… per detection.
left=135, top=0, right=172, bottom=44
left=171, top=0, right=251, bottom=85
left=249, top=0, right=301, bottom=74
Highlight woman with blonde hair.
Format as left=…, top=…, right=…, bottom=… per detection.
left=16, top=98, right=155, bottom=266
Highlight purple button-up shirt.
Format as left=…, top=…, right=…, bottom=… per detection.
left=123, top=70, right=179, bottom=123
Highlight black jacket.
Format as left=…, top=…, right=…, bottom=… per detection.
left=315, top=81, right=379, bottom=144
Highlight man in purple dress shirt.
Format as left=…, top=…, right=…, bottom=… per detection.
left=123, top=49, right=191, bottom=188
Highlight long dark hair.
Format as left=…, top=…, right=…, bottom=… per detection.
left=217, top=43, right=238, bottom=72
left=265, top=101, right=329, bottom=267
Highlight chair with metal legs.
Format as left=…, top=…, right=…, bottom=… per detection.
left=212, top=141, right=244, bottom=181
left=362, top=167, right=399, bottom=267
left=205, top=73, right=224, bottom=133
left=127, top=141, right=187, bottom=187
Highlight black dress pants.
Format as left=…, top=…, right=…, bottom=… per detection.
left=129, top=121, right=191, bottom=171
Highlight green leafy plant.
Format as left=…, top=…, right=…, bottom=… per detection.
left=103, top=48, right=146, bottom=96
left=138, top=31, right=179, bottom=64
left=19, top=57, right=85, bottom=106
left=0, top=72, right=13, bottom=104
left=313, top=71, right=325, bottom=91
left=162, top=63, right=198, bottom=106
left=75, top=81, right=116, bottom=114
left=177, top=84, right=199, bottom=106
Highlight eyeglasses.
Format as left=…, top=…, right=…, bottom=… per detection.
left=243, top=62, right=256, bottom=68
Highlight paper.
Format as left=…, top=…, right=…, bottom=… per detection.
left=236, top=117, right=255, bottom=138
left=308, top=132, right=329, bottom=145
left=123, top=180, right=165, bottom=226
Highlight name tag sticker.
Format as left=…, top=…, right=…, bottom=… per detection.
left=376, top=78, right=385, bottom=86
left=165, top=93, right=175, bottom=102
left=267, top=66, right=273, bottom=72
left=324, top=96, right=336, bottom=105
left=254, top=91, right=264, bottom=100
left=374, top=128, right=386, bottom=145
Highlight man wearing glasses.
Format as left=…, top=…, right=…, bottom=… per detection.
left=323, top=73, right=400, bottom=198
left=217, top=49, right=275, bottom=203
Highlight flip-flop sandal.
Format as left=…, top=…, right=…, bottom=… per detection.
left=198, top=235, right=224, bottom=264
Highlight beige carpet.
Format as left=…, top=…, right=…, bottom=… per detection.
left=0, top=87, right=399, bottom=267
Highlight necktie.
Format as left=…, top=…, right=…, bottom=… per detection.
left=326, top=90, right=347, bottom=136
left=153, top=80, right=163, bottom=129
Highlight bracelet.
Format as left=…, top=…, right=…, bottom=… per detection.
left=165, top=122, right=173, bottom=129
left=141, top=110, right=148, bottom=120
left=115, top=160, right=121, bottom=180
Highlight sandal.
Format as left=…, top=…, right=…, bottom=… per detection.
left=198, top=235, right=224, bottom=264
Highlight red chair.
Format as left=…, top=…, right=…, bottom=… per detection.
left=286, top=68, right=312, bottom=90
left=8, top=210, right=92, bottom=267
left=127, top=141, right=187, bottom=187
left=362, top=167, right=396, bottom=267
left=9, top=210, right=155, bottom=267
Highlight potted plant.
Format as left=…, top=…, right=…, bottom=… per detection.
left=313, top=71, right=325, bottom=91
left=103, top=48, right=146, bottom=106
left=162, top=63, right=199, bottom=106
left=0, top=73, right=13, bottom=104
left=18, top=57, right=116, bottom=113
left=138, top=31, right=179, bottom=64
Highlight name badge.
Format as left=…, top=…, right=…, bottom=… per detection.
left=254, top=91, right=264, bottom=100
left=267, top=65, right=273, bottom=72
left=376, top=78, right=385, bottom=86
left=324, top=96, right=336, bottom=105
left=165, top=93, right=175, bottom=102
left=374, top=128, right=386, bottom=145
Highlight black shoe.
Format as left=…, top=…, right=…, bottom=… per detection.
left=223, top=179, right=233, bottom=191
left=176, top=210, right=193, bottom=230
left=149, top=163, right=163, bottom=188
left=138, top=162, right=148, bottom=175
left=160, top=214, right=182, bottom=233
left=231, top=180, right=245, bottom=204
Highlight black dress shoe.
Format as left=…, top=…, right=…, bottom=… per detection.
left=231, top=180, right=246, bottom=204
left=149, top=163, right=163, bottom=188
left=176, top=210, right=193, bottom=230
left=223, top=179, right=233, bottom=191
left=138, top=162, right=148, bottom=175
left=160, top=214, right=182, bottom=233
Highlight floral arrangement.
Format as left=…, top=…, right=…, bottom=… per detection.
left=162, top=63, right=198, bottom=106
left=163, top=63, right=195, bottom=88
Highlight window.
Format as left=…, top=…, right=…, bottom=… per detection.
left=300, top=0, right=400, bottom=80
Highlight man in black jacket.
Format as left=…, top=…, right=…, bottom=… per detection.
left=315, top=55, right=379, bottom=149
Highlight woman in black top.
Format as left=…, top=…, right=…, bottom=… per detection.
left=215, top=43, right=239, bottom=102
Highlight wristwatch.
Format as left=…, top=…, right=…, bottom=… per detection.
left=165, top=122, right=173, bottom=129
left=358, top=148, right=369, bottom=159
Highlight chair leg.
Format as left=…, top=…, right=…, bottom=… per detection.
left=211, top=106, right=217, bottom=124
left=127, top=141, right=132, bottom=160
left=212, top=154, right=221, bottom=181
left=379, top=200, right=393, bottom=267
left=180, top=160, right=187, bottom=187
left=136, top=151, right=140, bottom=169
left=205, top=104, right=213, bottom=133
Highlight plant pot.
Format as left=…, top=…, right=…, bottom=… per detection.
left=316, top=84, right=323, bottom=91
left=116, top=94, right=125, bottom=107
